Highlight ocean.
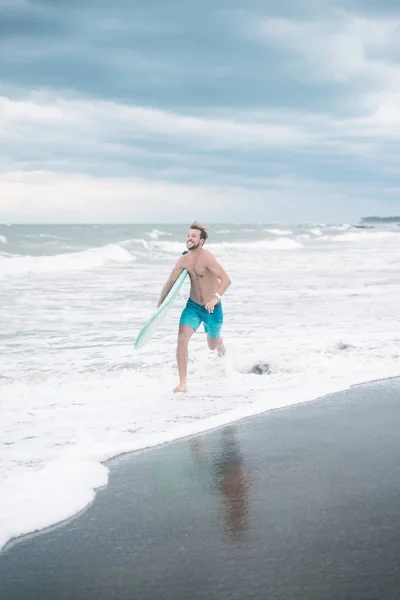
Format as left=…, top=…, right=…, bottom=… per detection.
left=1, top=222, right=400, bottom=551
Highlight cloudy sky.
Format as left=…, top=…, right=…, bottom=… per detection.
left=1, top=0, right=400, bottom=223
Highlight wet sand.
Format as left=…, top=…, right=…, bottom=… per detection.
left=1, top=378, right=400, bottom=600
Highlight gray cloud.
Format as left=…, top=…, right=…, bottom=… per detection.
left=1, top=0, right=400, bottom=222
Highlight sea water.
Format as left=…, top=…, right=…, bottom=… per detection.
left=1, top=222, right=400, bottom=551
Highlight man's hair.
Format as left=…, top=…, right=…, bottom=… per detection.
left=190, top=221, right=209, bottom=243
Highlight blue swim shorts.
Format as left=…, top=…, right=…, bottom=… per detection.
left=179, top=298, right=224, bottom=339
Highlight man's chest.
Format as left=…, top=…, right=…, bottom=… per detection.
left=186, top=258, right=208, bottom=278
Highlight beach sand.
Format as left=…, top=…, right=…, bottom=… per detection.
left=1, top=378, right=400, bottom=600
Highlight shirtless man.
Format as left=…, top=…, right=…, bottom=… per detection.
left=157, top=221, right=231, bottom=393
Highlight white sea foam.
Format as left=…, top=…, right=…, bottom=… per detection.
left=218, top=238, right=303, bottom=250
left=150, top=240, right=188, bottom=254
left=326, top=224, right=352, bottom=231
left=152, top=238, right=303, bottom=254
left=39, top=234, right=68, bottom=241
left=330, top=231, right=397, bottom=242
left=264, top=228, right=293, bottom=236
left=310, top=228, right=323, bottom=236
left=0, top=235, right=7, bottom=244
left=0, top=244, right=135, bottom=278
left=124, top=238, right=151, bottom=250
left=146, top=229, right=172, bottom=240
left=2, top=223, right=400, bottom=553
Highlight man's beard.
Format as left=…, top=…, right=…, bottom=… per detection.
left=187, top=241, right=200, bottom=250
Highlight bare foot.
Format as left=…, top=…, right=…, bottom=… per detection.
left=217, top=343, right=226, bottom=357
left=173, top=383, right=188, bottom=393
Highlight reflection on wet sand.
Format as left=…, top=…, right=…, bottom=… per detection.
left=190, top=426, right=252, bottom=539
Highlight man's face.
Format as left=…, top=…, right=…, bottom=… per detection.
left=186, top=228, right=203, bottom=250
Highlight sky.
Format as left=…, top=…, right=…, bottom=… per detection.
left=1, top=0, right=400, bottom=223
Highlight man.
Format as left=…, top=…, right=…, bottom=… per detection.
left=157, top=221, right=231, bottom=393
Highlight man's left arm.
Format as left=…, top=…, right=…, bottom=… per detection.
left=204, top=255, right=231, bottom=312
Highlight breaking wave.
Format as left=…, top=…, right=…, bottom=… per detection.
left=0, top=244, right=135, bottom=278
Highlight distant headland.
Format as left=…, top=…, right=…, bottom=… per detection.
left=361, top=216, right=400, bottom=223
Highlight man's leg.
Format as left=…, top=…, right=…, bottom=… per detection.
left=174, top=324, right=194, bottom=393
left=207, top=335, right=226, bottom=356
left=205, top=302, right=225, bottom=356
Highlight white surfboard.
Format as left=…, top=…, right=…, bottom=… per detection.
left=134, top=269, right=188, bottom=349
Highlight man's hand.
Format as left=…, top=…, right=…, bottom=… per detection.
left=205, top=296, right=219, bottom=313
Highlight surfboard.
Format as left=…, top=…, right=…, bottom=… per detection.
left=134, top=269, right=188, bottom=350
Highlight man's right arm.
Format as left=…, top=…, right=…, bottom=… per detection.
left=157, top=257, right=185, bottom=307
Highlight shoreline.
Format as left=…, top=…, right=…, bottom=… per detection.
left=1, top=372, right=399, bottom=557
left=2, top=376, right=400, bottom=599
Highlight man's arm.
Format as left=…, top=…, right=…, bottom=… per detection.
left=157, top=257, right=185, bottom=308
left=204, top=253, right=231, bottom=313
left=207, top=253, right=231, bottom=295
